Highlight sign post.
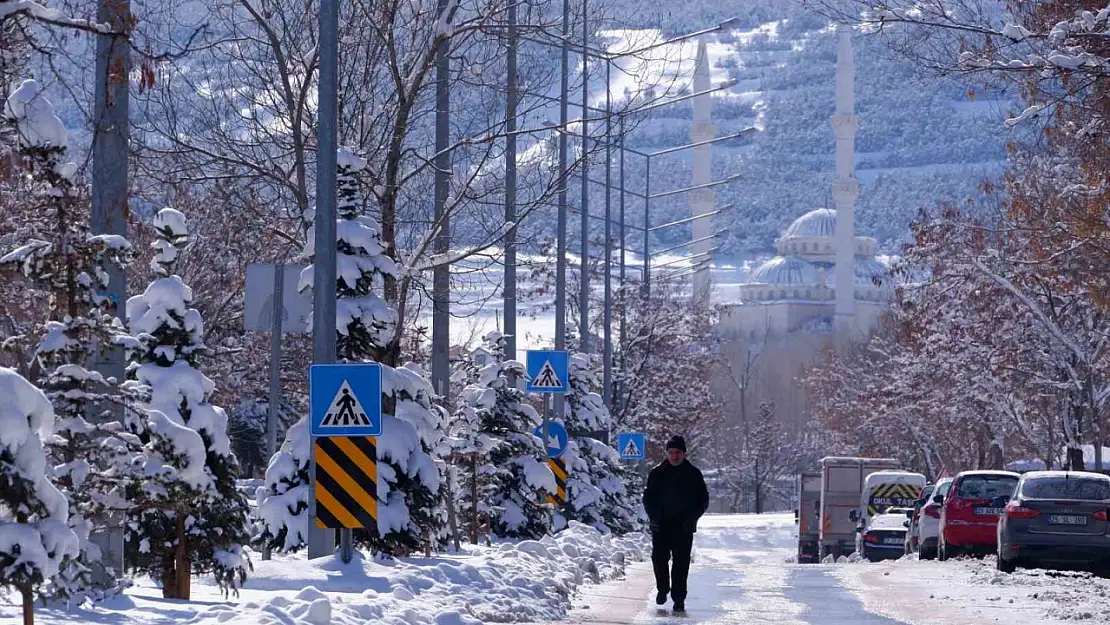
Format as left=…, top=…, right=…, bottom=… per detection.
left=309, top=363, right=382, bottom=563
left=527, top=350, right=569, bottom=506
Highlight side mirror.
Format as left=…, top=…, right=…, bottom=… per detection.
left=932, top=494, right=944, bottom=504
left=849, top=509, right=859, bottom=522
left=903, top=520, right=910, bottom=528
left=905, top=509, right=914, bottom=519
left=992, top=496, right=1008, bottom=508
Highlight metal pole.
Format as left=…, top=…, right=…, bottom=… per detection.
left=642, top=156, right=651, bottom=298
left=603, top=60, right=612, bottom=413
left=432, top=0, right=452, bottom=403
left=262, top=262, right=285, bottom=562
left=503, top=0, right=518, bottom=361
left=309, top=0, right=339, bottom=560
left=618, top=116, right=626, bottom=412
left=90, top=0, right=130, bottom=584
left=555, top=0, right=569, bottom=421
left=579, top=0, right=590, bottom=353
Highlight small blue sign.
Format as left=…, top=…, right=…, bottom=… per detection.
left=534, top=422, right=569, bottom=458
left=618, top=433, right=646, bottom=460
left=527, top=350, right=569, bottom=393
left=310, top=363, right=383, bottom=437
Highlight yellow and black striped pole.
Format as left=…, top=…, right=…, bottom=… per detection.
left=546, top=457, right=568, bottom=505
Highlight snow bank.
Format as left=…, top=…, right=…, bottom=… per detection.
left=190, top=522, right=647, bottom=625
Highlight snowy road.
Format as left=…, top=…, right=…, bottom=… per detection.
left=562, top=514, right=1110, bottom=625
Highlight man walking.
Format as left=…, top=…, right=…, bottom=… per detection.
left=642, top=435, right=709, bottom=613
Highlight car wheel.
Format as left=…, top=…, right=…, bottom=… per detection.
left=919, top=545, right=936, bottom=561
left=996, top=553, right=1016, bottom=573
left=938, top=540, right=947, bottom=562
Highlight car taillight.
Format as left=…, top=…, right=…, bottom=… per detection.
left=1005, top=503, right=1038, bottom=519
left=924, top=506, right=940, bottom=519
left=864, top=533, right=879, bottom=544
left=1095, top=510, right=1108, bottom=521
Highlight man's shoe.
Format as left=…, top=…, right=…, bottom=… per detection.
left=655, top=591, right=667, bottom=605
left=672, top=602, right=685, bottom=613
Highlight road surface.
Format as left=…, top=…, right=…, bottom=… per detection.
left=557, top=514, right=1106, bottom=625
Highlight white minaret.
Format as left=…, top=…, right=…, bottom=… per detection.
left=690, top=39, right=715, bottom=304
left=831, top=24, right=860, bottom=332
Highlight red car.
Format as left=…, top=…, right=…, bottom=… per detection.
left=939, top=470, right=1021, bottom=560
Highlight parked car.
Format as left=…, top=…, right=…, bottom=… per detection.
left=916, top=478, right=953, bottom=560
left=859, top=512, right=911, bottom=562
left=939, top=470, right=1020, bottom=560
left=997, top=471, right=1110, bottom=574
left=904, top=484, right=936, bottom=555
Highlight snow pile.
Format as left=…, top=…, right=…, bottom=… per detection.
left=3, top=79, right=67, bottom=148
left=965, top=558, right=1110, bottom=622
left=192, top=522, right=648, bottom=625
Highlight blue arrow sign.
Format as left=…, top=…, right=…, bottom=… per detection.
left=310, top=363, right=383, bottom=437
left=527, top=350, right=569, bottom=393
left=534, top=422, right=569, bottom=458
left=618, top=433, right=646, bottom=460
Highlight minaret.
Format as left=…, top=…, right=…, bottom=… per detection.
left=690, top=39, right=715, bottom=304
left=831, top=25, right=860, bottom=332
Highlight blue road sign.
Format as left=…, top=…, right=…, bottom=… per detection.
left=310, top=363, right=383, bottom=437
left=527, top=350, right=569, bottom=393
left=534, top=422, right=569, bottom=458
left=618, top=433, right=646, bottom=460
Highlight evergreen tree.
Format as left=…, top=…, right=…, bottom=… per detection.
left=562, top=353, right=640, bottom=535
left=0, top=367, right=81, bottom=625
left=285, top=148, right=447, bottom=556
left=254, top=416, right=311, bottom=552
left=1, top=79, right=139, bottom=598
left=123, top=208, right=250, bottom=599
left=451, top=332, right=554, bottom=539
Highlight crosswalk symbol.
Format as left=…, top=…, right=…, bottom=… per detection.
left=533, top=361, right=564, bottom=389
left=320, top=381, right=372, bottom=428
left=622, top=439, right=640, bottom=458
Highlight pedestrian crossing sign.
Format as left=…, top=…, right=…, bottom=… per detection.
left=526, top=350, right=569, bottom=393
left=310, top=363, right=383, bottom=437
left=618, top=432, right=646, bottom=460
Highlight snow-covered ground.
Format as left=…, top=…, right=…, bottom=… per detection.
left=0, top=523, right=648, bottom=625
left=8, top=513, right=1108, bottom=625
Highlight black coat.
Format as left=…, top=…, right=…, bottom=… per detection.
left=642, top=459, right=710, bottom=535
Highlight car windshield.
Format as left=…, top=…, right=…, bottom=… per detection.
left=869, top=514, right=907, bottom=530
left=956, top=475, right=1018, bottom=499
left=1021, top=476, right=1110, bottom=501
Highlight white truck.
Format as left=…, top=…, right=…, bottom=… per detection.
left=817, top=456, right=901, bottom=560
left=795, top=472, right=822, bottom=563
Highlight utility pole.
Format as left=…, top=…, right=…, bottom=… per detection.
left=579, top=0, right=590, bottom=354
left=618, top=115, right=627, bottom=411
left=90, top=0, right=130, bottom=585
left=309, top=0, right=339, bottom=560
left=555, top=0, right=570, bottom=421
left=432, top=0, right=452, bottom=400
left=503, top=0, right=518, bottom=361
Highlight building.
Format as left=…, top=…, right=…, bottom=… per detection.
left=714, top=25, right=892, bottom=432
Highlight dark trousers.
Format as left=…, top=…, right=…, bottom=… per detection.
left=651, top=530, right=694, bottom=602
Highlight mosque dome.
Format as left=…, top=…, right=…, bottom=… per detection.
left=748, top=255, right=822, bottom=286
left=784, top=208, right=837, bottom=239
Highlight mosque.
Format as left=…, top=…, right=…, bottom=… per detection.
left=712, top=25, right=893, bottom=432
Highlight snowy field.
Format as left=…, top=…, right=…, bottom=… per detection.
left=0, top=523, right=648, bottom=625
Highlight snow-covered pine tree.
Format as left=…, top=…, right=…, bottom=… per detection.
left=1, top=79, right=139, bottom=598
left=450, top=332, right=554, bottom=539
left=123, top=207, right=250, bottom=599
left=0, top=367, right=81, bottom=625
left=288, top=148, right=447, bottom=556
left=562, top=353, right=639, bottom=535
left=254, top=416, right=310, bottom=552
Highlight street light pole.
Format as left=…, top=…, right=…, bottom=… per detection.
left=432, top=0, right=452, bottom=403
left=603, top=60, right=612, bottom=410
left=618, top=115, right=626, bottom=411
left=642, top=155, right=651, bottom=299
left=555, top=0, right=570, bottom=421
left=503, top=0, right=518, bottom=361
left=579, top=0, right=590, bottom=354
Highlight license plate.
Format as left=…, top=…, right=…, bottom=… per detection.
left=1048, top=515, right=1088, bottom=526
left=974, top=507, right=1003, bottom=516
left=883, top=537, right=903, bottom=545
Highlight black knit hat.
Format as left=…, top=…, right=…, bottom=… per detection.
left=666, top=435, right=686, bottom=452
